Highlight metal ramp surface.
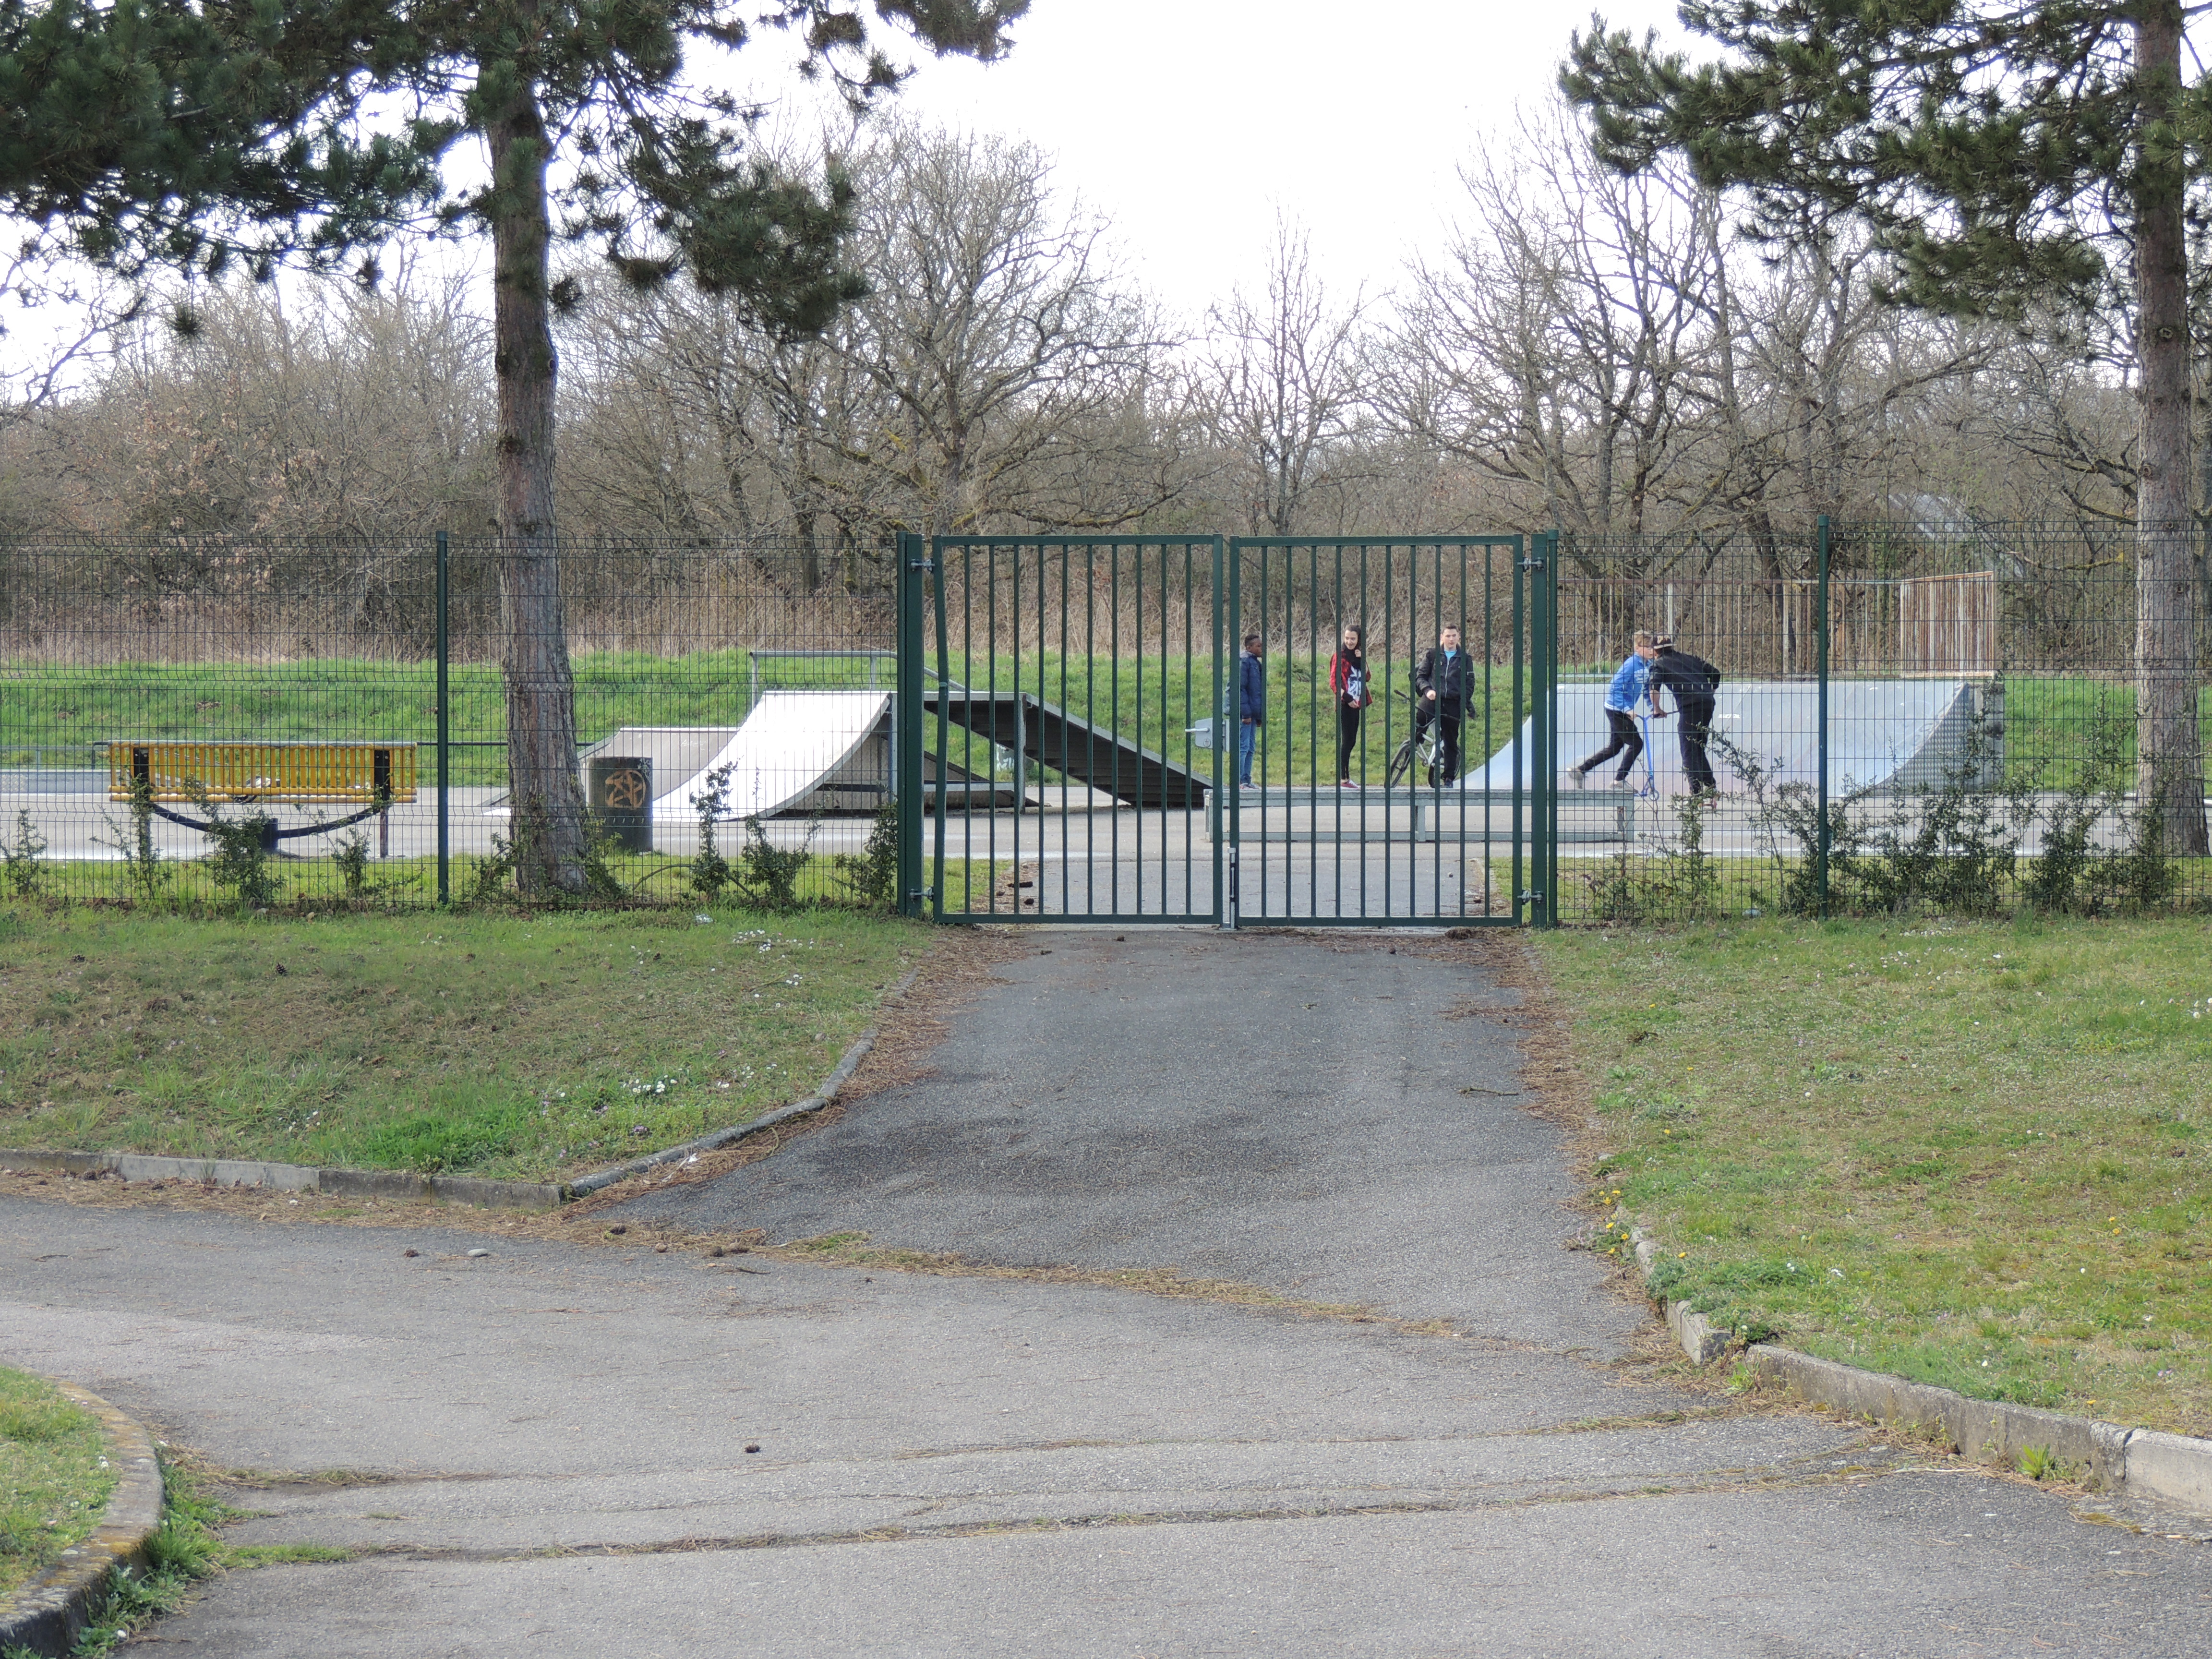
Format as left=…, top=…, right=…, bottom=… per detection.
left=923, top=687, right=1209, bottom=810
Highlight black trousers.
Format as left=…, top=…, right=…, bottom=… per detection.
left=1577, top=708, right=1644, bottom=780
left=1336, top=703, right=1362, bottom=781
left=1678, top=694, right=1718, bottom=793
left=1414, top=700, right=1463, bottom=783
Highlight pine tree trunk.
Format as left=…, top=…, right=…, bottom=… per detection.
left=2133, top=3, right=2210, bottom=854
left=487, top=69, right=590, bottom=892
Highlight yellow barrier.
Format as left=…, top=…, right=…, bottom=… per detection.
left=108, top=742, right=419, bottom=805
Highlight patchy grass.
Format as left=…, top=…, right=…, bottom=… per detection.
left=1537, top=914, right=2212, bottom=1436
left=0, top=907, right=926, bottom=1180
left=0, top=1366, right=116, bottom=1600
left=6, top=844, right=885, bottom=914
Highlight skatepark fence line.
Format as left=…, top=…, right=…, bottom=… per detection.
left=0, top=533, right=902, bottom=908
left=1539, top=518, right=2210, bottom=923
left=0, top=518, right=2205, bottom=920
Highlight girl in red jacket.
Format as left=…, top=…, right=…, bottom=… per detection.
left=1329, top=624, right=1372, bottom=786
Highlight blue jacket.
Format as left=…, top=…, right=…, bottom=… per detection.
left=1239, top=651, right=1265, bottom=723
left=1605, top=653, right=1650, bottom=713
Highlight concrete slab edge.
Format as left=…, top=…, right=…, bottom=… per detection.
left=1614, top=1210, right=2212, bottom=1515
left=0, top=1380, right=164, bottom=1658
left=565, top=962, right=925, bottom=1199
left=0, top=1150, right=565, bottom=1212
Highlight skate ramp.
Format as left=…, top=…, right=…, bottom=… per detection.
left=650, top=692, right=890, bottom=822
left=1463, top=679, right=1981, bottom=798
left=560, top=694, right=890, bottom=826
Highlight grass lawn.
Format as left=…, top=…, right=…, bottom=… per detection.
left=0, top=1365, right=116, bottom=1600
left=0, top=906, right=926, bottom=1181
left=1537, top=914, right=2212, bottom=1437
left=3, top=648, right=1529, bottom=793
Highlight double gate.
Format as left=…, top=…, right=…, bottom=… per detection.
left=895, top=534, right=1559, bottom=927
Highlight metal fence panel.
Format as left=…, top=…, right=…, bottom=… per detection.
left=0, top=535, right=897, bottom=910
left=1547, top=520, right=2210, bottom=923
left=927, top=536, right=1226, bottom=925
left=1224, top=537, right=1533, bottom=927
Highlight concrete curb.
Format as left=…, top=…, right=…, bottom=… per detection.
left=0, top=1151, right=565, bottom=1212
left=565, top=962, right=924, bottom=1198
left=0, top=1380, right=164, bottom=1658
left=1616, top=1210, right=2212, bottom=1516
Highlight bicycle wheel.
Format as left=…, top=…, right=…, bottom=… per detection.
left=1386, top=733, right=1418, bottom=789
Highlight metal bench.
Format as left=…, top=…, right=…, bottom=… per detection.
left=109, top=742, right=418, bottom=852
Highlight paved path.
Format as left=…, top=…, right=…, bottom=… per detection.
left=620, top=932, right=1630, bottom=1351
left=4, top=929, right=2208, bottom=1655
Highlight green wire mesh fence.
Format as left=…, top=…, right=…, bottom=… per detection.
left=0, top=535, right=899, bottom=910
left=1550, top=521, right=2211, bottom=923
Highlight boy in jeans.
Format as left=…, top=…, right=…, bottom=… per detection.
left=1571, top=630, right=1669, bottom=788
left=1237, top=633, right=1265, bottom=788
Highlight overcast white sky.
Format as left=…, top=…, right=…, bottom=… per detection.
left=0, top=0, right=1690, bottom=381
left=845, top=0, right=1690, bottom=320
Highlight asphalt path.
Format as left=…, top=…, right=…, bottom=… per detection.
left=617, top=931, right=1635, bottom=1352
left=4, top=928, right=2208, bottom=1656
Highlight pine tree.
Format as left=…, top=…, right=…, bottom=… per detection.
left=0, top=0, right=1022, bottom=891
left=1565, top=0, right=2209, bottom=855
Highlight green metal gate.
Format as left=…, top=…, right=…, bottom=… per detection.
left=902, top=530, right=1556, bottom=926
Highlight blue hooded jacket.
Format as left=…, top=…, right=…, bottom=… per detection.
left=1605, top=652, right=1651, bottom=713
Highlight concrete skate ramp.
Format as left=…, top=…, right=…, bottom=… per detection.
left=565, top=696, right=889, bottom=825
left=646, top=691, right=890, bottom=822
left=1463, top=679, right=1978, bottom=798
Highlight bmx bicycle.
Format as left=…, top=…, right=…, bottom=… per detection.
left=1385, top=688, right=1446, bottom=790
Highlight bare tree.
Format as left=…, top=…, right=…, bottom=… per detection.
left=1198, top=216, right=1370, bottom=537
left=45, top=260, right=494, bottom=542
left=1380, top=104, right=1719, bottom=549
left=563, top=121, right=1178, bottom=558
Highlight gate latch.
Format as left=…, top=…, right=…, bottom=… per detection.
left=908, top=559, right=937, bottom=574
left=1517, top=890, right=1544, bottom=904
left=1518, top=556, right=1546, bottom=572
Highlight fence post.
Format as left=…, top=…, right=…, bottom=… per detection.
left=929, top=541, right=950, bottom=922
left=436, top=529, right=450, bottom=909
left=1221, top=538, right=1238, bottom=929
left=1539, top=529, right=1560, bottom=928
left=1815, top=515, right=1831, bottom=918
left=896, top=530, right=927, bottom=918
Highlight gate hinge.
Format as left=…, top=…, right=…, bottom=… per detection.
left=908, top=559, right=937, bottom=574
left=1518, top=556, right=1546, bottom=572
left=907, top=886, right=936, bottom=902
left=1518, top=890, right=1544, bottom=904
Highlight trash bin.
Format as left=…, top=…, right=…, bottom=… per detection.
left=588, top=756, right=653, bottom=853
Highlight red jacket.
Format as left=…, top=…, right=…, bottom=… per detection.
left=1329, top=650, right=1371, bottom=708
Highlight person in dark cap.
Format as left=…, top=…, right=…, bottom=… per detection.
left=1649, top=635, right=1722, bottom=795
